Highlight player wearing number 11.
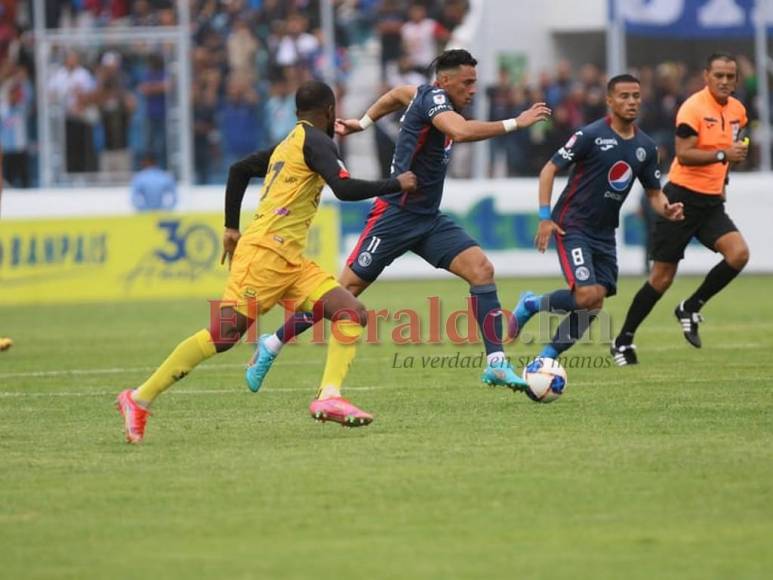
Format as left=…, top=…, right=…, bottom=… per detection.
left=509, top=74, right=684, bottom=362
left=115, top=80, right=417, bottom=443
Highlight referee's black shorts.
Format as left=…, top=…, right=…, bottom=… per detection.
left=651, top=182, right=738, bottom=263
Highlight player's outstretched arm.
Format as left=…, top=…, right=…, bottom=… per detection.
left=534, top=160, right=565, bottom=253
left=431, top=102, right=551, bottom=143
left=335, top=85, right=418, bottom=136
left=305, top=127, right=416, bottom=201
left=645, top=188, right=685, bottom=222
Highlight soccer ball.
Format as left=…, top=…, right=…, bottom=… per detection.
left=522, top=357, right=567, bottom=403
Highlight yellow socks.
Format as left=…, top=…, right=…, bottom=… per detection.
left=317, top=320, right=363, bottom=400
left=133, top=329, right=217, bottom=406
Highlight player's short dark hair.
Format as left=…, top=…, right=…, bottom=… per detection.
left=295, top=80, right=336, bottom=113
left=607, top=74, right=640, bottom=94
left=706, top=52, right=737, bottom=70
left=432, top=49, right=478, bottom=74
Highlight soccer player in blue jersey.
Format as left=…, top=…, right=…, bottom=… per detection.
left=509, top=74, right=684, bottom=364
left=246, top=49, right=551, bottom=392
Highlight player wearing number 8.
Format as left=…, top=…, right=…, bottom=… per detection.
left=509, top=74, right=684, bottom=364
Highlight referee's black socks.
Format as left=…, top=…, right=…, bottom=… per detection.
left=617, top=282, right=663, bottom=343
left=683, top=260, right=741, bottom=313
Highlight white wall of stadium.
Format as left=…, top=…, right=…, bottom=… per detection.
left=4, top=174, right=773, bottom=282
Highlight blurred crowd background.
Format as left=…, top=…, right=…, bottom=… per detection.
left=0, top=0, right=762, bottom=188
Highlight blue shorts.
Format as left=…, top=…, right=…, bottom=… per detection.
left=554, top=230, right=618, bottom=297
left=347, top=199, right=479, bottom=282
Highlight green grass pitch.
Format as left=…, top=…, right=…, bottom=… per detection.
left=1, top=275, right=772, bottom=579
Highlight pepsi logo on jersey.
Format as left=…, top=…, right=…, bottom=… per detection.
left=607, top=161, right=633, bottom=192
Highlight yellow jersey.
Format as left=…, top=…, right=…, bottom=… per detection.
left=224, top=120, right=403, bottom=265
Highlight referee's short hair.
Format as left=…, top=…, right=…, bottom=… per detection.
left=706, top=52, right=737, bottom=70
left=295, top=80, right=336, bottom=113
left=607, top=74, right=640, bottom=94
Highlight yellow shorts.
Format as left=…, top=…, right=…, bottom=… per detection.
left=222, top=244, right=338, bottom=317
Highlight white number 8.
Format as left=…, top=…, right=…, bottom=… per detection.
left=571, top=248, right=585, bottom=266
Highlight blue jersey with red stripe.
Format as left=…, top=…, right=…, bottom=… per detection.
left=550, top=117, right=660, bottom=238
left=380, top=84, right=455, bottom=214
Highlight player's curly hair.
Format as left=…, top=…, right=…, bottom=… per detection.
left=431, top=49, right=478, bottom=75
left=295, top=80, right=336, bottom=113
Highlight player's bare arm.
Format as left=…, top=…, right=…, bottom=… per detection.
left=221, top=146, right=276, bottom=267
left=645, top=188, right=684, bottom=222
left=335, top=85, right=418, bottom=136
left=431, top=102, right=551, bottom=143
left=675, top=133, right=748, bottom=166
left=534, top=160, right=565, bottom=253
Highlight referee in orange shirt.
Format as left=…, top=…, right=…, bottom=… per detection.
left=611, top=53, right=750, bottom=365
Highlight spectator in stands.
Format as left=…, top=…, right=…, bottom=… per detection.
left=486, top=67, right=515, bottom=177
left=96, top=51, right=135, bottom=176
left=47, top=49, right=98, bottom=173
left=137, top=53, right=169, bottom=167
left=221, top=73, right=263, bottom=168
left=227, top=18, right=259, bottom=83
left=377, top=0, right=405, bottom=81
left=264, top=74, right=296, bottom=145
left=131, top=0, right=158, bottom=27
left=437, top=0, right=468, bottom=34
left=275, top=13, right=320, bottom=76
left=192, top=77, right=218, bottom=185
left=508, top=85, right=534, bottom=175
left=545, top=59, right=572, bottom=108
left=0, top=62, right=32, bottom=187
left=131, top=151, right=176, bottom=211
left=401, top=2, right=448, bottom=76
left=640, top=63, right=684, bottom=163
left=578, top=63, right=607, bottom=122
left=255, top=0, right=289, bottom=41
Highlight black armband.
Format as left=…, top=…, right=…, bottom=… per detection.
left=675, top=123, right=699, bottom=138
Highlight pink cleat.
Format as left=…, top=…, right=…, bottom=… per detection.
left=115, top=389, right=150, bottom=444
left=309, top=397, right=373, bottom=427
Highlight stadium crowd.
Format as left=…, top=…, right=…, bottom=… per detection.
left=0, top=0, right=761, bottom=187
left=485, top=55, right=760, bottom=177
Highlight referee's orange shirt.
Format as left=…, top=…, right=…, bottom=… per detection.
left=668, top=86, right=748, bottom=195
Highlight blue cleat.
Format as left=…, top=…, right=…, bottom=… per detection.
left=508, top=291, right=540, bottom=340
left=245, top=334, right=277, bottom=393
left=481, top=359, right=528, bottom=391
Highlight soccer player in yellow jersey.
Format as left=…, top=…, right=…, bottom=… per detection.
left=116, top=81, right=416, bottom=443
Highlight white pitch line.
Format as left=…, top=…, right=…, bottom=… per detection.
left=0, top=385, right=386, bottom=398
left=0, top=357, right=388, bottom=380
left=2, top=375, right=769, bottom=399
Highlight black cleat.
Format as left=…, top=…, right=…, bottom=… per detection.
left=674, top=301, right=703, bottom=348
left=610, top=337, right=638, bottom=366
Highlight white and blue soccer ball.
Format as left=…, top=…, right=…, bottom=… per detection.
left=522, top=357, right=567, bottom=403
